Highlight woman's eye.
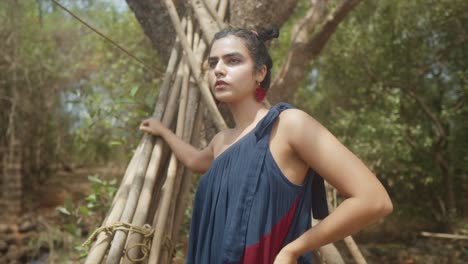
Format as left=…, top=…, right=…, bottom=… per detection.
left=208, top=61, right=217, bottom=69
left=228, top=58, right=240, bottom=64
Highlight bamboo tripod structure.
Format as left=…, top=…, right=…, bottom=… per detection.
left=84, top=0, right=228, bottom=263
left=83, top=0, right=368, bottom=263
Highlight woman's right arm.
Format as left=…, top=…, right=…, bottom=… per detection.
left=139, top=118, right=215, bottom=173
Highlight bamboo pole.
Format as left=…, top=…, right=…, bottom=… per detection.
left=318, top=244, right=346, bottom=264
left=311, top=219, right=346, bottom=264
left=344, top=236, right=367, bottom=264
left=149, top=154, right=178, bottom=263
left=103, top=134, right=161, bottom=263
left=162, top=0, right=227, bottom=131
left=140, top=60, right=186, bottom=260
left=157, top=22, right=206, bottom=264
left=148, top=64, right=189, bottom=262
left=143, top=145, right=172, bottom=234
left=122, top=138, right=167, bottom=262
left=143, top=46, right=194, bottom=235
left=104, top=58, right=185, bottom=264
left=170, top=97, right=204, bottom=255
left=153, top=3, right=226, bottom=259
left=421, top=231, right=468, bottom=240
left=152, top=44, right=182, bottom=118
left=201, top=0, right=225, bottom=29
left=147, top=42, right=196, bottom=262
left=159, top=165, right=186, bottom=263
left=191, top=0, right=221, bottom=42
left=109, top=147, right=139, bottom=209
left=217, top=0, right=229, bottom=18
left=160, top=38, right=205, bottom=262
left=158, top=59, right=192, bottom=264
left=123, top=19, right=191, bottom=263
left=83, top=143, right=141, bottom=264
left=158, top=15, right=216, bottom=263
left=84, top=43, right=181, bottom=264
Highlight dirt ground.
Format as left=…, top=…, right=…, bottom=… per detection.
left=338, top=239, right=467, bottom=264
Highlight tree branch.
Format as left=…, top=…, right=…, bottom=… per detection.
left=0, top=96, right=13, bottom=103
left=405, top=89, right=446, bottom=141
left=270, top=0, right=363, bottom=103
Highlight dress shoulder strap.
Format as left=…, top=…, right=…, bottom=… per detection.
left=254, top=102, right=294, bottom=140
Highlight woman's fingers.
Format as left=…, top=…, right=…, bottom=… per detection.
left=140, top=118, right=155, bottom=128
left=139, top=118, right=161, bottom=135
left=141, top=119, right=151, bottom=126
left=139, top=119, right=151, bottom=131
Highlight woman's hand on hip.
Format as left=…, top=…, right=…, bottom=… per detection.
left=273, top=248, right=298, bottom=264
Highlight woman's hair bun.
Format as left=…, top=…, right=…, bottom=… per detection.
left=257, top=26, right=280, bottom=42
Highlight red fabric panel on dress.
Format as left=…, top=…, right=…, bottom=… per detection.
left=241, top=195, right=302, bottom=264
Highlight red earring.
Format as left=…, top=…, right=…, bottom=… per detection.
left=255, top=84, right=267, bottom=101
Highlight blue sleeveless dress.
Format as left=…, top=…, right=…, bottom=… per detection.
left=186, top=103, right=328, bottom=264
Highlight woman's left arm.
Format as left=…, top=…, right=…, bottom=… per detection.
left=274, top=109, right=393, bottom=263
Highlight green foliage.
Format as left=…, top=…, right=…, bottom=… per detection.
left=1, top=0, right=162, bottom=171
left=295, top=0, right=468, bottom=224
left=53, top=1, right=163, bottom=163
left=57, top=175, right=116, bottom=234
left=56, top=174, right=117, bottom=259
left=0, top=0, right=78, bottom=192
left=26, top=173, right=117, bottom=262
left=0, top=1, right=164, bottom=258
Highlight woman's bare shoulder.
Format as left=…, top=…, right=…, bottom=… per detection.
left=209, top=129, right=229, bottom=147
left=277, top=108, right=323, bottom=133
left=209, top=128, right=242, bottom=153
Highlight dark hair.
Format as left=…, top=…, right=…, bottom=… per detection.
left=211, top=26, right=279, bottom=90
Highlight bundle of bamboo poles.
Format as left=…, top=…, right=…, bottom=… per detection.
left=83, top=0, right=228, bottom=263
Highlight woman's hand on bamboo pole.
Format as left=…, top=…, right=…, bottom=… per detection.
left=139, top=117, right=214, bottom=173
left=139, top=118, right=167, bottom=136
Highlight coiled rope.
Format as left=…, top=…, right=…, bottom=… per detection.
left=82, top=222, right=154, bottom=262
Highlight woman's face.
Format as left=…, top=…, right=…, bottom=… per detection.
left=207, top=36, right=263, bottom=103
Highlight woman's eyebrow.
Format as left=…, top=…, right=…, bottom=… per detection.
left=223, top=52, right=243, bottom=58
left=208, top=52, right=244, bottom=61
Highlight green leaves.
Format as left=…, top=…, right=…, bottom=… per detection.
left=294, top=0, right=468, bottom=221
left=130, top=85, right=139, bottom=97
left=53, top=2, right=163, bottom=164
left=57, top=206, right=71, bottom=216
left=56, top=174, right=117, bottom=240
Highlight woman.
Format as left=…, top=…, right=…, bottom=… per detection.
left=139, top=27, right=393, bottom=264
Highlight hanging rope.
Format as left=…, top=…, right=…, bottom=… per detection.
left=50, top=0, right=164, bottom=75
left=82, top=222, right=154, bottom=263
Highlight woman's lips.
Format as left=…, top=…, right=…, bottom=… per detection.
left=215, top=80, right=228, bottom=90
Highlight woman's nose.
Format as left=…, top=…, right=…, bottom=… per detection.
left=214, top=61, right=226, bottom=77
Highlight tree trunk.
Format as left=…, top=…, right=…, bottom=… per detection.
left=405, top=89, right=455, bottom=231
left=228, top=0, right=299, bottom=28
left=1, top=139, right=23, bottom=223
left=125, top=0, right=187, bottom=62
left=1, top=0, right=22, bottom=224
left=434, top=127, right=455, bottom=231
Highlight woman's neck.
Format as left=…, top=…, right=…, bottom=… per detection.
left=226, top=100, right=268, bottom=131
